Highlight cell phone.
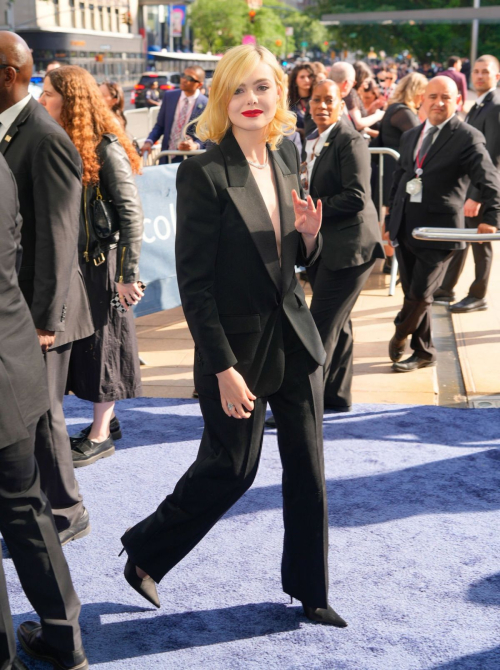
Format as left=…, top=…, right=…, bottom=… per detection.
left=110, top=281, right=146, bottom=314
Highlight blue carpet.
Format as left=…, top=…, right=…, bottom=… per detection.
left=4, top=398, right=500, bottom=670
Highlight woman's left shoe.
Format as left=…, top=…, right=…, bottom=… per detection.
left=301, top=602, right=348, bottom=628
left=123, top=558, right=160, bottom=608
left=72, top=436, right=115, bottom=468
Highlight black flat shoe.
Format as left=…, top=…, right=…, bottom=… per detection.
left=450, top=296, right=488, bottom=313
left=70, top=416, right=122, bottom=448
left=58, top=508, right=91, bottom=547
left=434, top=288, right=455, bottom=303
left=392, top=353, right=436, bottom=373
left=72, top=435, right=115, bottom=468
left=302, top=602, right=348, bottom=628
left=123, top=558, right=160, bottom=608
left=17, top=621, right=89, bottom=669
left=324, top=404, right=352, bottom=413
left=265, top=415, right=276, bottom=428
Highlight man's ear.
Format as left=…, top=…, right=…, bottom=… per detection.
left=456, top=93, right=463, bottom=108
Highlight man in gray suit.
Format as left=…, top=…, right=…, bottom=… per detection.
left=0, top=152, right=88, bottom=670
left=0, top=31, right=94, bottom=544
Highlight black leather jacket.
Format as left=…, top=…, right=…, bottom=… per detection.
left=80, top=133, right=143, bottom=283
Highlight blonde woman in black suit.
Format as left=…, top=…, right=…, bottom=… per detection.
left=120, top=44, right=348, bottom=628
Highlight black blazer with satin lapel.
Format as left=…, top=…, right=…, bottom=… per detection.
left=466, top=89, right=500, bottom=202
left=0, top=97, right=93, bottom=347
left=388, top=114, right=500, bottom=250
left=175, top=129, right=325, bottom=398
left=309, top=117, right=384, bottom=271
left=0, top=153, right=49, bottom=449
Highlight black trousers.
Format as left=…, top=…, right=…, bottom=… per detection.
left=0, top=423, right=82, bottom=670
left=395, top=234, right=453, bottom=361
left=440, top=213, right=493, bottom=299
left=35, top=343, right=83, bottom=532
left=308, top=258, right=376, bottom=408
left=122, top=326, right=329, bottom=609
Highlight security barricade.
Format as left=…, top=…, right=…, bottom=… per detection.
left=413, top=228, right=500, bottom=243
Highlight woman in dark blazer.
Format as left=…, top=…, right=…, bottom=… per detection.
left=306, top=79, right=385, bottom=411
left=119, top=45, right=347, bottom=628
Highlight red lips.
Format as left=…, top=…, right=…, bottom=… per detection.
left=242, top=110, right=263, bottom=117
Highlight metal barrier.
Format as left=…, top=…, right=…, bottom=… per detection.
left=369, top=147, right=401, bottom=296
left=413, top=227, right=500, bottom=242
left=154, top=149, right=205, bottom=164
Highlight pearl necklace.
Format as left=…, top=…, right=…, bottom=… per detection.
left=247, top=157, right=268, bottom=169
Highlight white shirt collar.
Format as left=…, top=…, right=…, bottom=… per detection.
left=0, top=94, right=31, bottom=141
left=423, top=114, right=454, bottom=134
left=475, top=88, right=496, bottom=106
left=180, top=89, right=200, bottom=103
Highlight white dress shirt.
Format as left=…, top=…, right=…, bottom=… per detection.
left=305, top=123, right=336, bottom=186
left=413, top=115, right=454, bottom=160
left=0, top=94, right=31, bottom=143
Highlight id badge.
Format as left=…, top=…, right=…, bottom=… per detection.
left=406, top=177, right=423, bottom=203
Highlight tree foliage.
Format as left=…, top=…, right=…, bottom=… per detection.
left=313, top=0, right=500, bottom=62
left=190, top=0, right=328, bottom=56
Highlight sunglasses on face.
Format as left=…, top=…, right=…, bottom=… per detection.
left=0, top=64, right=20, bottom=73
left=181, top=74, right=200, bottom=84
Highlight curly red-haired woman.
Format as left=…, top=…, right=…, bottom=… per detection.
left=40, top=65, right=144, bottom=467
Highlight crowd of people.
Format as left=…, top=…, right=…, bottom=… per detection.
left=1, top=27, right=500, bottom=670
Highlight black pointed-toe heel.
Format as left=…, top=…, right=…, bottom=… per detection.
left=301, top=602, right=348, bottom=628
left=123, top=558, right=160, bottom=608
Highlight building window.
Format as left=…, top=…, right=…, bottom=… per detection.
left=107, top=6, right=112, bottom=31
left=69, top=0, right=75, bottom=28
left=53, top=0, right=60, bottom=27
left=89, top=4, right=95, bottom=30
left=79, top=2, right=85, bottom=28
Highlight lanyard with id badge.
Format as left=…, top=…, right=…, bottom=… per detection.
left=407, top=126, right=437, bottom=203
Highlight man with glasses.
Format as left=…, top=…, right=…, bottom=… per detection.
left=141, top=66, right=208, bottom=163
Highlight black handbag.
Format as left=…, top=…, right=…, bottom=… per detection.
left=92, top=185, right=120, bottom=239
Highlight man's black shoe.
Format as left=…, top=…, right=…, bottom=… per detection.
left=434, top=288, right=455, bottom=303
left=265, top=415, right=276, bottom=428
left=12, top=657, right=29, bottom=670
left=58, top=508, right=91, bottom=547
left=324, top=404, right=352, bottom=413
left=17, top=621, right=89, bottom=670
left=392, top=354, right=436, bottom=373
left=450, top=296, right=488, bottom=313
left=70, top=416, right=122, bottom=448
left=72, top=435, right=115, bottom=468
left=389, top=334, right=407, bottom=362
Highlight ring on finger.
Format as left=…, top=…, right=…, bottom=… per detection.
left=227, top=402, right=235, bottom=411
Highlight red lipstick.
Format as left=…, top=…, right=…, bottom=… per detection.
left=242, top=110, right=263, bottom=117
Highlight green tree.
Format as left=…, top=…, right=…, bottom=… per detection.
left=190, top=0, right=247, bottom=52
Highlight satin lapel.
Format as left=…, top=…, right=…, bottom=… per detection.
left=270, top=148, right=300, bottom=292
left=309, top=122, right=341, bottom=190
left=0, top=98, right=35, bottom=156
left=222, top=131, right=282, bottom=293
left=421, top=117, right=457, bottom=168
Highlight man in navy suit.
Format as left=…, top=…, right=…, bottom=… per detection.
left=141, top=66, right=208, bottom=163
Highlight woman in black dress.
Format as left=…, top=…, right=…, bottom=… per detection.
left=42, top=66, right=144, bottom=467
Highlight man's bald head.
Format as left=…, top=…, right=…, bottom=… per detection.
left=422, top=75, right=460, bottom=125
left=328, top=62, right=356, bottom=98
left=0, top=31, right=33, bottom=111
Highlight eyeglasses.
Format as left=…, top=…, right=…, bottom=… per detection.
left=181, top=74, right=201, bottom=84
left=0, top=64, right=20, bottom=73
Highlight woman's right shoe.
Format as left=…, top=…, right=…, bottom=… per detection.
left=72, top=436, right=115, bottom=468
left=70, top=416, right=122, bottom=448
left=301, top=602, right=348, bottom=628
left=123, top=558, right=160, bottom=608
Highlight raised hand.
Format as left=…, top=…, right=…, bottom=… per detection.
left=292, top=190, right=322, bottom=238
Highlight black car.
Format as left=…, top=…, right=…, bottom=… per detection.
left=132, top=72, right=181, bottom=108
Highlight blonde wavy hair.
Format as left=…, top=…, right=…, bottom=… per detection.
left=388, top=72, right=428, bottom=113
left=46, top=65, right=142, bottom=186
left=195, top=44, right=296, bottom=150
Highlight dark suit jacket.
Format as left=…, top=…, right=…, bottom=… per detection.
left=0, top=97, right=93, bottom=348
left=440, top=69, right=468, bottom=107
left=309, top=117, right=385, bottom=271
left=0, top=153, right=49, bottom=449
left=388, top=114, right=500, bottom=250
left=466, top=88, right=500, bottom=202
left=147, top=89, right=208, bottom=158
left=175, top=130, right=326, bottom=398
